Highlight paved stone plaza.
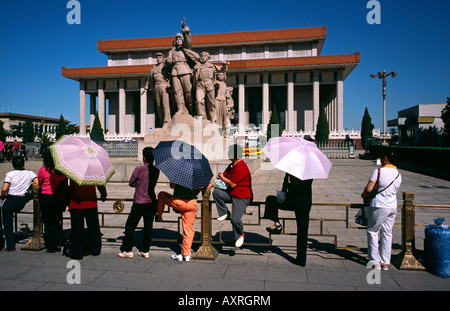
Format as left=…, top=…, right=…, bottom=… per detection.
left=0, top=153, right=449, bottom=292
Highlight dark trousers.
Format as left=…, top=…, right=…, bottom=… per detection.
left=264, top=195, right=311, bottom=264
left=213, top=188, right=250, bottom=240
left=0, top=196, right=27, bottom=250
left=263, top=195, right=294, bottom=222
left=294, top=204, right=311, bottom=265
left=122, top=203, right=155, bottom=253
left=69, top=207, right=102, bottom=259
left=40, top=194, right=63, bottom=252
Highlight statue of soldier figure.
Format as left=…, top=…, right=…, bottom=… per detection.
left=144, top=19, right=234, bottom=136
left=194, top=51, right=228, bottom=125
left=165, top=18, right=199, bottom=115
left=142, top=52, right=172, bottom=127
left=214, top=69, right=234, bottom=137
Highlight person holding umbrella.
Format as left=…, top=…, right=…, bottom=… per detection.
left=152, top=140, right=213, bottom=261
left=118, top=147, right=160, bottom=259
left=263, top=173, right=313, bottom=266
left=49, top=135, right=114, bottom=260
left=68, top=183, right=107, bottom=260
left=262, top=136, right=332, bottom=266
left=157, top=183, right=200, bottom=261
left=208, top=144, right=253, bottom=248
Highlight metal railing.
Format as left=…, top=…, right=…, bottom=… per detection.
left=14, top=189, right=450, bottom=269
left=96, top=141, right=138, bottom=157
left=316, top=141, right=354, bottom=159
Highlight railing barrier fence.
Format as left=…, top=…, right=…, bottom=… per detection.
left=14, top=188, right=450, bottom=270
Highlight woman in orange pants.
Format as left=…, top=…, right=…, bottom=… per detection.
left=157, top=183, right=199, bottom=261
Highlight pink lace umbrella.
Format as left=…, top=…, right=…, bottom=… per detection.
left=262, top=136, right=332, bottom=180
left=49, top=135, right=115, bottom=186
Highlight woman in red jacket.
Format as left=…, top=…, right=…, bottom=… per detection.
left=209, top=144, right=253, bottom=248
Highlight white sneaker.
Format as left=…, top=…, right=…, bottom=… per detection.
left=118, top=251, right=134, bottom=258
left=368, top=260, right=381, bottom=270
left=138, top=252, right=149, bottom=259
left=171, top=254, right=191, bottom=262
left=217, top=213, right=228, bottom=221
left=235, top=234, right=245, bottom=247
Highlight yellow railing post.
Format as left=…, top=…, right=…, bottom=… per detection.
left=392, top=192, right=425, bottom=270
left=193, top=188, right=219, bottom=260
left=21, top=187, right=45, bottom=251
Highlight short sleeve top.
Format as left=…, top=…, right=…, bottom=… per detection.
left=369, top=165, right=402, bottom=208
left=5, top=170, right=37, bottom=196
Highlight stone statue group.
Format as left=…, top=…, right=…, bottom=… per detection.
left=142, top=19, right=235, bottom=137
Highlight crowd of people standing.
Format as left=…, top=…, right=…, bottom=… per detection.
left=0, top=143, right=402, bottom=270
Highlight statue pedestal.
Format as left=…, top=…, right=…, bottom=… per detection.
left=142, top=114, right=234, bottom=161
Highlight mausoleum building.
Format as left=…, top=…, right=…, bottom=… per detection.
left=62, top=26, right=359, bottom=137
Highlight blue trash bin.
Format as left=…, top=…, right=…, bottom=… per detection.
left=425, top=218, right=450, bottom=278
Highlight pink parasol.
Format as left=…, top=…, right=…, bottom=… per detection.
left=49, top=135, right=115, bottom=186
left=262, top=136, right=332, bottom=180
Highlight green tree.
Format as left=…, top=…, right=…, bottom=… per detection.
left=68, top=123, right=79, bottom=134
left=441, top=97, right=450, bottom=146
left=266, top=104, right=280, bottom=140
left=442, top=97, right=450, bottom=137
left=55, top=114, right=70, bottom=140
left=38, top=132, right=53, bottom=147
left=315, top=104, right=329, bottom=143
left=90, top=112, right=104, bottom=141
left=0, top=120, right=7, bottom=142
left=9, top=123, right=23, bottom=138
left=361, top=107, right=375, bottom=149
left=23, top=118, right=35, bottom=143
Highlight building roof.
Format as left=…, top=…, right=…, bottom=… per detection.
left=228, top=53, right=359, bottom=76
left=62, top=65, right=152, bottom=80
left=97, top=26, right=327, bottom=54
left=0, top=112, right=70, bottom=123
left=62, top=52, right=360, bottom=81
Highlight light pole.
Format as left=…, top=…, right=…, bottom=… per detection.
left=370, top=69, right=397, bottom=143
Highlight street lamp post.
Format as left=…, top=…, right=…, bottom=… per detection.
left=370, top=69, right=397, bottom=143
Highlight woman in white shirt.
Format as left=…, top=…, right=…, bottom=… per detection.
left=361, top=150, right=402, bottom=271
left=0, top=156, right=38, bottom=251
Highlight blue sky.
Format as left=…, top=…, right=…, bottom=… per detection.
left=0, top=0, right=448, bottom=131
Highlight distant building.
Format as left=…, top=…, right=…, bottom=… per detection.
left=388, top=104, right=445, bottom=146
left=62, top=26, right=359, bottom=137
left=0, top=112, right=70, bottom=141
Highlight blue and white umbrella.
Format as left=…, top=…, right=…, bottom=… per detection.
left=152, top=140, right=213, bottom=190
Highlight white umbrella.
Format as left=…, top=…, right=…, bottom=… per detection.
left=262, top=136, right=332, bottom=180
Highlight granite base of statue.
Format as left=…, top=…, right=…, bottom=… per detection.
left=143, top=113, right=232, bottom=160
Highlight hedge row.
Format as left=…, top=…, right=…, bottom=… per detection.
left=368, top=145, right=450, bottom=171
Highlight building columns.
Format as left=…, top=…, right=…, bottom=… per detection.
left=79, top=81, right=86, bottom=135
left=262, top=73, right=269, bottom=132
left=336, top=69, right=344, bottom=131
left=313, top=71, right=320, bottom=131
left=238, top=74, right=245, bottom=133
left=77, top=69, right=346, bottom=137
left=119, top=78, right=126, bottom=135
left=140, top=77, right=147, bottom=134
left=98, top=79, right=106, bottom=133
left=287, top=72, right=294, bottom=132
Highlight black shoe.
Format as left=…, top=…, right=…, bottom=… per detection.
left=294, top=256, right=306, bottom=267
left=266, top=224, right=282, bottom=234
